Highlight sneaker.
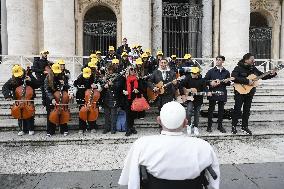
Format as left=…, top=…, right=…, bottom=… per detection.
left=139, top=117, right=144, bottom=120
left=46, top=133, right=51, bottom=137
left=78, top=130, right=83, bottom=134
left=125, top=131, right=131, bottom=137
left=217, top=126, right=226, bottom=133
left=186, top=125, right=192, bottom=135
left=91, top=129, right=97, bottom=133
left=63, top=132, right=68, bottom=136
left=193, top=127, right=199, bottom=135
left=241, top=127, right=252, bottom=136
left=29, top=131, right=35, bottom=135
left=111, top=130, right=116, bottom=134
left=18, top=131, right=25, bottom=136
left=231, top=127, right=237, bottom=134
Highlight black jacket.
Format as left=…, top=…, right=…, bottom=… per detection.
left=44, top=74, right=70, bottom=102
left=32, top=57, right=50, bottom=83
left=2, top=72, right=40, bottom=99
left=232, top=60, right=276, bottom=95
left=73, top=74, right=93, bottom=104
left=116, top=44, right=131, bottom=55
left=205, top=67, right=231, bottom=102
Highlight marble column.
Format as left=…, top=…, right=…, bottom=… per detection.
left=1, top=0, right=8, bottom=55
left=121, top=0, right=151, bottom=50
left=152, top=0, right=163, bottom=56
left=280, top=1, right=284, bottom=59
left=202, top=0, right=213, bottom=58
left=213, top=0, right=220, bottom=57
left=6, top=0, right=38, bottom=55
left=220, top=0, right=250, bottom=59
left=43, top=0, right=75, bottom=55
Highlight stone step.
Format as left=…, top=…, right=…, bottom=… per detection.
left=0, top=124, right=283, bottom=147
left=0, top=113, right=283, bottom=132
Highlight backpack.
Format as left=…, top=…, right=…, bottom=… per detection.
left=116, top=110, right=127, bottom=132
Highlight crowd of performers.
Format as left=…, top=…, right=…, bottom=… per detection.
left=2, top=38, right=277, bottom=137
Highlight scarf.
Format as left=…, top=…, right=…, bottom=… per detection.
left=126, top=75, right=138, bottom=99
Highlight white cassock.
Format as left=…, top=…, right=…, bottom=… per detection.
left=118, top=131, right=220, bottom=189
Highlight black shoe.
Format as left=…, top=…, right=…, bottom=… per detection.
left=231, top=127, right=237, bottom=134
left=206, top=127, right=212, bottom=133
left=125, top=132, right=131, bottom=137
left=111, top=130, right=116, bottom=134
left=102, top=129, right=110, bottom=134
left=241, top=127, right=252, bottom=136
left=217, top=126, right=226, bottom=133
left=131, top=128, right=137, bottom=134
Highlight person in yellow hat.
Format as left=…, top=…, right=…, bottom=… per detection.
left=178, top=53, right=199, bottom=77
left=150, top=50, right=163, bottom=74
left=44, top=63, right=71, bottom=137
left=169, top=54, right=179, bottom=73
left=73, top=67, right=102, bottom=134
left=56, top=59, right=71, bottom=81
left=179, top=66, right=211, bottom=136
left=117, top=37, right=131, bottom=56
left=104, top=46, right=118, bottom=65
left=119, top=52, right=131, bottom=71
left=2, top=64, right=40, bottom=136
left=32, top=50, right=52, bottom=106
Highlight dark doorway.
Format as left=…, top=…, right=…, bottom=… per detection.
left=249, top=12, right=272, bottom=59
left=83, top=6, right=117, bottom=56
left=162, top=0, right=203, bottom=58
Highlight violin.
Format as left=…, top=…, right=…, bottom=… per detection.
left=11, top=67, right=35, bottom=119
left=79, top=85, right=100, bottom=122
left=49, top=82, right=70, bottom=125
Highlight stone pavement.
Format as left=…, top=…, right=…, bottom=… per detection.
left=0, top=162, right=284, bottom=189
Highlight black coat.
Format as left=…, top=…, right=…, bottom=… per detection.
left=2, top=72, right=40, bottom=100
left=205, top=67, right=231, bottom=102
left=32, top=57, right=50, bottom=83
left=73, top=74, right=93, bottom=104
left=116, top=44, right=131, bottom=55
left=44, top=74, right=70, bottom=102
left=232, top=60, right=276, bottom=95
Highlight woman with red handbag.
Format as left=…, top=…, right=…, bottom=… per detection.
left=122, top=66, right=144, bottom=136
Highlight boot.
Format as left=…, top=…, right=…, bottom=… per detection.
left=241, top=127, right=252, bottom=136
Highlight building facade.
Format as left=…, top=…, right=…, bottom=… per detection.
left=1, top=0, right=284, bottom=59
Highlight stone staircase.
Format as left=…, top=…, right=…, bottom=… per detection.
left=0, top=77, right=284, bottom=145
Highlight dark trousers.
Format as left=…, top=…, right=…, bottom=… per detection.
left=104, top=106, right=117, bottom=132
left=18, top=117, right=34, bottom=133
left=125, top=99, right=137, bottom=132
left=46, top=104, right=68, bottom=135
left=208, top=100, right=225, bottom=128
left=232, top=93, right=253, bottom=128
left=78, top=105, right=98, bottom=131
left=186, top=101, right=201, bottom=128
left=40, top=85, right=46, bottom=106
left=157, top=94, right=174, bottom=112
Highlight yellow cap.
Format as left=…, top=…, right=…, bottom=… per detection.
left=171, top=55, right=177, bottom=58
left=112, top=59, right=119, bottom=64
left=132, top=44, right=137, bottom=49
left=88, top=61, right=97, bottom=68
left=136, top=44, right=142, bottom=48
left=51, top=63, right=62, bottom=74
left=89, top=54, right=97, bottom=59
left=184, top=53, right=192, bottom=59
left=190, top=67, right=200, bottom=74
left=135, top=58, right=143, bottom=65
left=121, top=52, right=128, bottom=57
left=156, top=50, right=163, bottom=56
left=145, top=49, right=151, bottom=53
left=90, top=58, right=98, bottom=64
left=56, top=59, right=65, bottom=65
left=12, top=65, right=24, bottom=78
left=40, top=50, right=49, bottom=55
left=109, top=46, right=115, bottom=51
left=141, top=53, right=148, bottom=58
left=95, top=51, right=102, bottom=55
left=83, top=67, right=92, bottom=78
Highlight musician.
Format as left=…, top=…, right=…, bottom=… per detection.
left=44, top=63, right=71, bottom=137
left=148, top=58, right=177, bottom=112
left=205, top=56, right=230, bottom=133
left=119, top=52, right=131, bottom=72
left=119, top=101, right=220, bottom=189
left=145, top=49, right=155, bottom=64
left=104, top=46, right=118, bottom=67
left=178, top=54, right=198, bottom=77
left=169, top=55, right=178, bottom=73
left=231, top=53, right=277, bottom=135
left=2, top=65, right=40, bottom=136
left=116, top=37, right=131, bottom=56
left=57, top=59, right=71, bottom=82
left=74, top=67, right=102, bottom=134
left=150, top=50, right=163, bottom=74
left=122, top=66, right=141, bottom=136
left=32, top=50, right=50, bottom=106
left=96, top=51, right=107, bottom=75
left=101, top=64, right=124, bottom=134
left=141, top=53, right=150, bottom=75
left=179, top=67, right=210, bottom=135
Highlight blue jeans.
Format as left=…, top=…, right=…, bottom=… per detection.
left=186, top=101, right=201, bottom=128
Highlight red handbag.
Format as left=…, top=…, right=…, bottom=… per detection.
left=131, top=96, right=150, bottom=112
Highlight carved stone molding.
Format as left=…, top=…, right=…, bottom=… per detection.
left=78, top=0, right=121, bottom=15
left=250, top=0, right=280, bottom=23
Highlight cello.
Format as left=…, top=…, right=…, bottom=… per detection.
left=11, top=66, right=35, bottom=120
left=79, top=86, right=100, bottom=122
left=49, top=83, right=70, bottom=125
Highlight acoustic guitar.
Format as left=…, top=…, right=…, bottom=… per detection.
left=147, top=75, right=185, bottom=102
left=176, top=90, right=224, bottom=103
left=234, top=64, right=284, bottom=94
